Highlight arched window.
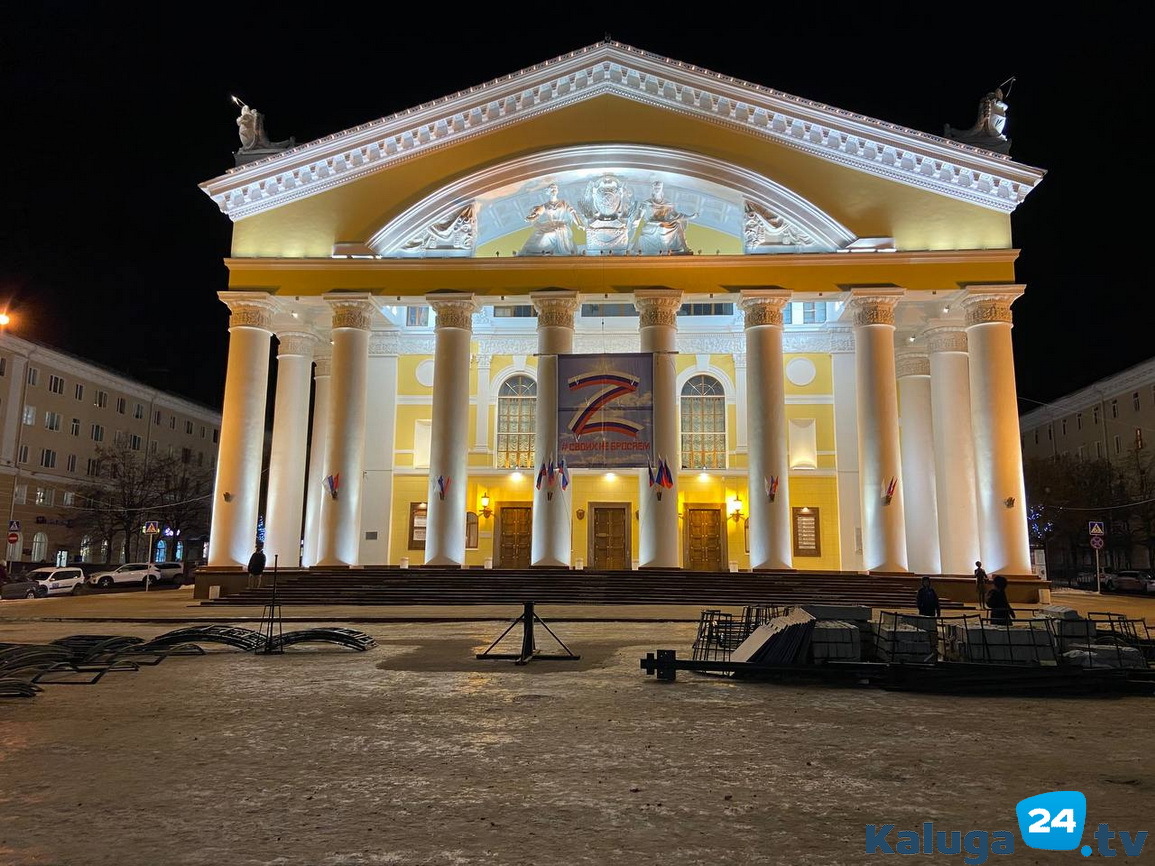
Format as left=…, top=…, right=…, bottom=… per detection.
left=496, top=375, right=536, bottom=469
left=156, top=540, right=168, bottom=562
left=31, top=531, right=49, bottom=562
left=680, top=375, right=727, bottom=469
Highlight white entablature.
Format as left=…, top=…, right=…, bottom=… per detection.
left=199, top=41, right=1045, bottom=221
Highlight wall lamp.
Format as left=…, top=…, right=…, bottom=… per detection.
left=729, top=496, right=745, bottom=523
left=479, top=491, right=493, bottom=519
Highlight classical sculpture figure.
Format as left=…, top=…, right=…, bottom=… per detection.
left=580, top=174, right=634, bottom=254
left=743, top=203, right=813, bottom=252
left=403, top=204, right=475, bottom=253
left=520, top=183, right=586, bottom=256
left=232, top=97, right=295, bottom=164
left=631, top=181, right=696, bottom=255
left=944, top=85, right=1011, bottom=154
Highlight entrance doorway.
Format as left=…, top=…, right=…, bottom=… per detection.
left=684, top=504, right=726, bottom=571
left=495, top=503, right=532, bottom=568
left=588, top=502, right=631, bottom=570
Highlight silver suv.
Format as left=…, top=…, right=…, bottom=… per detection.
left=88, top=562, right=160, bottom=588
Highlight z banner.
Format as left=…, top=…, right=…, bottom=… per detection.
left=557, top=353, right=654, bottom=468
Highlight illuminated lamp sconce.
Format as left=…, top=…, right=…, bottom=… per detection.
left=575, top=508, right=586, bottom=521
left=479, top=492, right=493, bottom=520
left=729, top=496, right=745, bottom=524
left=1004, top=496, right=1016, bottom=509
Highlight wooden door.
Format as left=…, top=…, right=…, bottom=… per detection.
left=684, top=505, right=725, bottom=571
left=589, top=503, right=630, bottom=570
left=496, top=504, right=532, bottom=568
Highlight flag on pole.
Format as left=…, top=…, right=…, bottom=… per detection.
left=547, top=458, right=556, bottom=487
left=536, top=462, right=547, bottom=490
left=647, top=461, right=656, bottom=488
left=766, top=475, right=779, bottom=501
left=656, top=456, right=674, bottom=489
left=437, top=475, right=450, bottom=500
left=559, top=459, right=570, bottom=491
left=324, top=474, right=340, bottom=499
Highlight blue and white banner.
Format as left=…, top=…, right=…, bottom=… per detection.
left=557, top=353, right=654, bottom=468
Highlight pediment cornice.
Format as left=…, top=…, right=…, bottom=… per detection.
left=200, top=41, right=1044, bottom=221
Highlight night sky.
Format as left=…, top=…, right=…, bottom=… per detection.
left=1, top=6, right=1145, bottom=414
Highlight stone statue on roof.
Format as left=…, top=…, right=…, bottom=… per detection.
left=944, top=84, right=1012, bottom=155
left=232, top=97, right=296, bottom=166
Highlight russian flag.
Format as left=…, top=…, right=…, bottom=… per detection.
left=536, top=462, right=546, bottom=490
left=559, top=459, right=570, bottom=491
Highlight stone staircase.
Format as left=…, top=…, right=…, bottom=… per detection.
left=200, top=566, right=972, bottom=609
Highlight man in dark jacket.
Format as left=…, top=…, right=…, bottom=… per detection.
left=986, top=575, right=1016, bottom=625
left=916, top=576, right=942, bottom=617
left=247, top=542, right=266, bottom=589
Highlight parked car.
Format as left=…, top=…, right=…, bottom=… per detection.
left=87, top=562, right=161, bottom=588
left=1, top=566, right=87, bottom=599
left=153, top=562, right=185, bottom=585
left=1103, top=570, right=1155, bottom=593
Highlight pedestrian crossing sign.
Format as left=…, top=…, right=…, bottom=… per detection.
left=1088, top=521, right=1105, bottom=536
left=142, top=520, right=161, bottom=534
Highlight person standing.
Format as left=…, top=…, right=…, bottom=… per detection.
left=916, top=576, right=942, bottom=618
left=246, top=542, right=266, bottom=589
left=974, top=561, right=988, bottom=609
left=986, top=575, right=1016, bottom=625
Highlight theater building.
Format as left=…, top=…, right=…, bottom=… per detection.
left=199, top=41, right=1044, bottom=577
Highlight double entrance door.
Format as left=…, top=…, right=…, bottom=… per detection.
left=588, top=502, right=631, bottom=570
left=683, top=504, right=726, bottom=572
left=495, top=503, right=532, bottom=568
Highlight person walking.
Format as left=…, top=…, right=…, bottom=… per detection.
left=246, top=542, right=266, bottom=589
left=974, top=561, right=988, bottom=609
left=986, top=575, right=1016, bottom=625
left=916, top=576, right=942, bottom=618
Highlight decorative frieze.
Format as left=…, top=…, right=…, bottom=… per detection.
left=927, top=327, right=969, bottom=354
left=430, top=297, right=477, bottom=331
left=895, top=352, right=931, bottom=378
left=827, top=328, right=855, bottom=354
left=275, top=331, right=319, bottom=358
left=476, top=336, right=536, bottom=356
left=329, top=299, right=374, bottom=331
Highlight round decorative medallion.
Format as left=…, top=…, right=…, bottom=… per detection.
left=785, top=357, right=817, bottom=387
left=415, top=359, right=436, bottom=387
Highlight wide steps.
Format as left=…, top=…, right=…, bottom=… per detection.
left=202, top=567, right=960, bottom=609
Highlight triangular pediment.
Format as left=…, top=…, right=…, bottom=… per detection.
left=200, top=40, right=1044, bottom=221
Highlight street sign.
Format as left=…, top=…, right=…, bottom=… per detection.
left=142, top=520, right=160, bottom=535
left=6, top=531, right=18, bottom=545
left=7, top=520, right=19, bottom=532
left=1090, top=536, right=1105, bottom=550
left=1088, top=521, right=1106, bottom=536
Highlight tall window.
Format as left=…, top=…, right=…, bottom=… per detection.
left=496, top=375, right=536, bottom=469
left=680, top=375, right=727, bottom=468
left=31, top=532, right=48, bottom=562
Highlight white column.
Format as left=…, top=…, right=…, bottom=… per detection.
left=927, top=326, right=981, bottom=574
left=360, top=342, right=398, bottom=565
left=831, top=329, right=863, bottom=571
left=209, top=294, right=274, bottom=567
left=634, top=289, right=682, bottom=568
left=317, top=296, right=373, bottom=566
left=963, top=288, right=1031, bottom=575
left=896, top=351, right=941, bottom=574
left=424, top=294, right=476, bottom=566
left=264, top=331, right=318, bottom=568
left=530, top=291, right=578, bottom=567
left=301, top=351, right=331, bottom=567
left=740, top=290, right=792, bottom=570
left=849, top=291, right=908, bottom=573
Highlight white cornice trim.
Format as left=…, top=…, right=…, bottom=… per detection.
left=200, top=42, right=1044, bottom=221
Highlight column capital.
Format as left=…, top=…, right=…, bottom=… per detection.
left=313, top=353, right=332, bottom=378
left=220, top=292, right=275, bottom=332
left=324, top=293, right=375, bottom=331
left=961, top=286, right=1024, bottom=327
left=895, top=352, right=930, bottom=378
left=847, top=290, right=903, bottom=327
left=633, top=288, right=683, bottom=327
left=739, top=289, right=792, bottom=328
left=427, top=292, right=477, bottom=331
left=925, top=324, right=969, bottom=354
left=530, top=290, right=579, bottom=329
left=275, top=331, right=320, bottom=359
